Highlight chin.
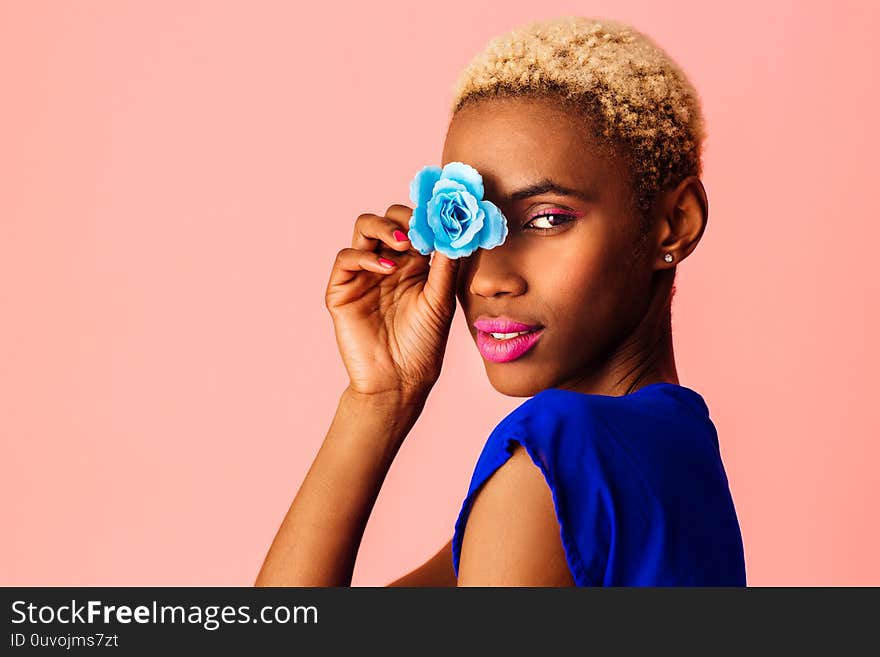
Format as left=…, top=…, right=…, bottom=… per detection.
left=484, top=365, right=549, bottom=398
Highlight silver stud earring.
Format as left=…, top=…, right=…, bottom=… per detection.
left=663, top=253, right=674, bottom=263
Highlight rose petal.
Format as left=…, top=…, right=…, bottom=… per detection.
left=436, top=239, right=481, bottom=259
left=431, top=177, right=468, bottom=197
left=425, top=193, right=446, bottom=236
left=409, top=165, right=443, bottom=207
left=440, top=161, right=484, bottom=200
left=450, top=197, right=484, bottom=248
left=407, top=203, right=434, bottom=255
left=476, top=199, right=509, bottom=249
left=440, top=196, right=462, bottom=234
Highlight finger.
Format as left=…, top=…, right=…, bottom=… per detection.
left=328, top=247, right=398, bottom=287
left=351, top=211, right=413, bottom=253
left=423, top=250, right=461, bottom=311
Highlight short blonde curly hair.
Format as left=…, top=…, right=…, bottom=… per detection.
left=450, top=16, right=706, bottom=233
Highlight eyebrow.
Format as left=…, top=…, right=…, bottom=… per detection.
left=508, top=178, right=595, bottom=202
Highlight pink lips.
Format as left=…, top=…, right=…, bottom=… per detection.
left=472, top=316, right=544, bottom=363
left=473, top=317, right=540, bottom=333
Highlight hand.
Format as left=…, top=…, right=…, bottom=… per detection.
left=325, top=204, right=461, bottom=401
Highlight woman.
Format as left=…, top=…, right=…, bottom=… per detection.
left=255, top=16, right=746, bottom=587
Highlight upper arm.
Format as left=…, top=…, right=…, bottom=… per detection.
left=386, top=539, right=456, bottom=587
left=457, top=444, right=575, bottom=586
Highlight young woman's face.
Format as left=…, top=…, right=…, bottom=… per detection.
left=443, top=96, right=660, bottom=397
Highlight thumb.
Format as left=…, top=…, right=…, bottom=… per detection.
left=423, top=250, right=461, bottom=312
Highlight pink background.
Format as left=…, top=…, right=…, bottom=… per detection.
left=2, top=1, right=878, bottom=586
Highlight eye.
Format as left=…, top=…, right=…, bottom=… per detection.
left=523, top=210, right=578, bottom=232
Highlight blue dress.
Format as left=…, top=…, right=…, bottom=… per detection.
left=451, top=382, right=747, bottom=586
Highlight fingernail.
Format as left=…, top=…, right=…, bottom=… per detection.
left=378, top=257, right=396, bottom=268
left=393, top=230, right=408, bottom=242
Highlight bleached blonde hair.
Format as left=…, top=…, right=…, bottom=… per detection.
left=450, top=16, right=706, bottom=234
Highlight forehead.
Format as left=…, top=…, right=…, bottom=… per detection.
left=441, top=96, right=620, bottom=200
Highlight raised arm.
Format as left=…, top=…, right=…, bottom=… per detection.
left=255, top=205, right=461, bottom=586
left=254, top=386, right=428, bottom=586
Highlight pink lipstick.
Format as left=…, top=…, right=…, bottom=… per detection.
left=473, top=316, right=544, bottom=363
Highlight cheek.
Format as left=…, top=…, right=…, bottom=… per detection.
left=538, top=230, right=633, bottom=335
left=554, top=251, right=600, bottom=299
left=545, top=228, right=613, bottom=299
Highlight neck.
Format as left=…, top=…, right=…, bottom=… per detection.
left=564, top=271, right=679, bottom=397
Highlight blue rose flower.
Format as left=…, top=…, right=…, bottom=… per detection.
left=406, top=161, right=508, bottom=259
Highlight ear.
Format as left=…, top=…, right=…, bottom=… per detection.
left=654, top=176, right=709, bottom=268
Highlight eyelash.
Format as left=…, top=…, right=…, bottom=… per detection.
left=523, top=211, right=578, bottom=232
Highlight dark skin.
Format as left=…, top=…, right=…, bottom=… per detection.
left=255, top=94, right=708, bottom=587
left=449, top=95, right=708, bottom=398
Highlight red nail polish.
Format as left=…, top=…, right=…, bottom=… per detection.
left=378, top=257, right=396, bottom=268
left=393, top=230, right=408, bottom=242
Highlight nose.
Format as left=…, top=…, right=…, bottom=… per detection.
left=464, top=242, right=527, bottom=299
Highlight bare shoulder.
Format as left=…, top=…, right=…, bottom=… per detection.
left=457, top=443, right=575, bottom=586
